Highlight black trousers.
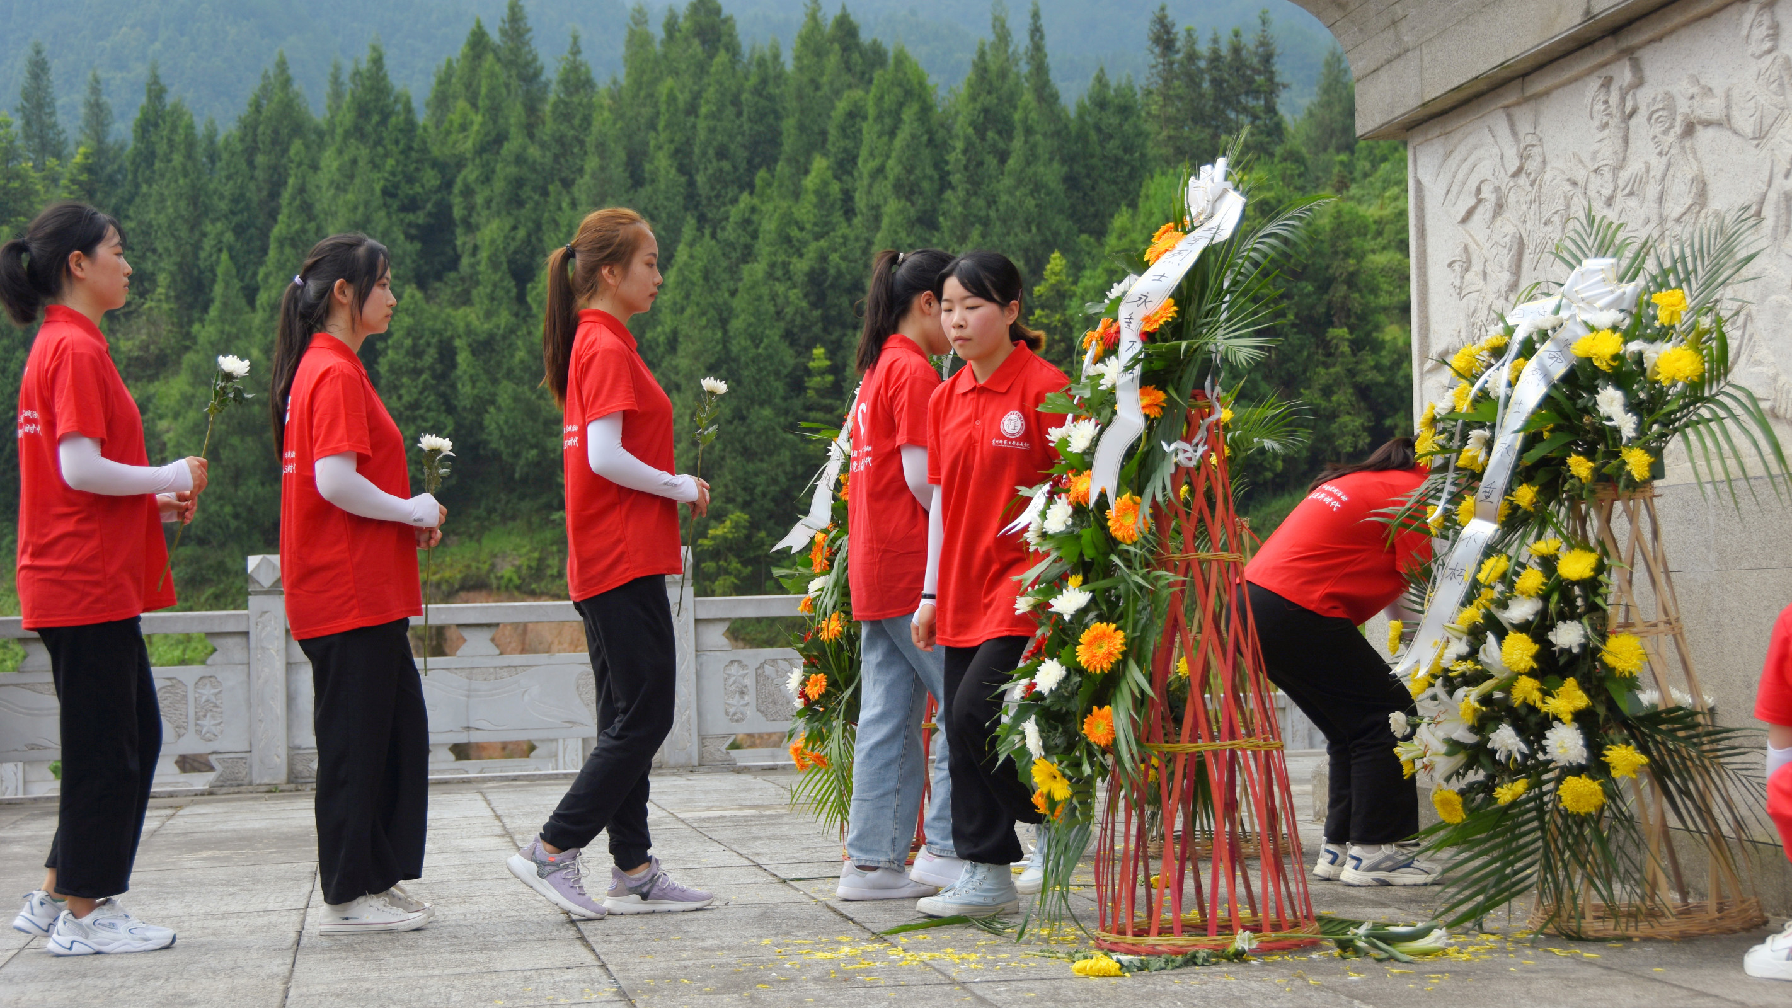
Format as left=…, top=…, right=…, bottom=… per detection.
left=301, top=618, right=429, bottom=905
left=540, top=575, right=675, bottom=869
left=1246, top=582, right=1417, bottom=845
left=943, top=635, right=1041, bottom=866
left=40, top=617, right=160, bottom=899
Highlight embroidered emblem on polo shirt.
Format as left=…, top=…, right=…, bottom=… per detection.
left=1000, top=410, right=1025, bottom=437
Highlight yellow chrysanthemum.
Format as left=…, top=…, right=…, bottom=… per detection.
left=1513, top=566, right=1545, bottom=598
left=1502, top=632, right=1541, bottom=674
left=1477, top=554, right=1511, bottom=585
left=1541, top=677, right=1591, bottom=720
left=1620, top=446, right=1654, bottom=482
left=1451, top=381, right=1474, bottom=414
left=1083, top=706, right=1116, bottom=748
left=1511, top=675, right=1544, bottom=708
left=1476, top=587, right=1497, bottom=606
left=1408, top=672, right=1434, bottom=699
left=1651, top=288, right=1688, bottom=326
left=1419, top=405, right=1436, bottom=433
left=1571, top=328, right=1624, bottom=370
left=1557, top=548, right=1600, bottom=581
left=1071, top=955, right=1124, bottom=977
left=1506, top=483, right=1540, bottom=511
left=1427, top=505, right=1446, bottom=532
left=1454, top=605, right=1484, bottom=629
left=1144, top=222, right=1185, bottom=265
left=1031, top=757, right=1071, bottom=801
left=1494, top=779, right=1530, bottom=805
left=1402, top=758, right=1417, bottom=779
left=1456, top=495, right=1478, bottom=527
left=1603, top=743, right=1650, bottom=779
left=1449, top=343, right=1483, bottom=379
left=1137, top=385, right=1166, bottom=418
left=1510, top=356, right=1529, bottom=382
left=1654, top=344, right=1704, bottom=385
left=1600, top=632, right=1647, bottom=677
left=1566, top=454, right=1595, bottom=482
left=1432, top=787, right=1466, bottom=824
left=1459, top=697, right=1482, bottom=724
left=1077, top=622, right=1127, bottom=673
left=1558, top=774, right=1607, bottom=815
left=1140, top=298, right=1178, bottom=334
left=1174, top=656, right=1189, bottom=678
left=1386, top=620, right=1403, bottom=655
left=1530, top=537, right=1563, bottom=557
left=1106, top=493, right=1142, bottom=544
left=1068, top=574, right=1084, bottom=588
left=1458, top=446, right=1488, bottom=472
left=1481, top=333, right=1510, bottom=352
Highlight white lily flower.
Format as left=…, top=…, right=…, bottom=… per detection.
left=418, top=434, right=453, bottom=454
left=1626, top=340, right=1668, bottom=372
left=217, top=354, right=251, bottom=378
left=1041, top=499, right=1074, bottom=535
left=700, top=376, right=729, bottom=395
left=1543, top=721, right=1588, bottom=766
left=1594, top=385, right=1639, bottom=442
left=1496, top=595, right=1542, bottom=625
left=1049, top=585, right=1092, bottom=616
left=1034, top=658, right=1068, bottom=694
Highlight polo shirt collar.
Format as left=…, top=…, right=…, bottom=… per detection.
left=956, top=341, right=1034, bottom=395
left=580, top=308, right=636, bottom=351
left=884, top=334, right=927, bottom=360
left=41, top=304, right=105, bottom=346
left=309, top=332, right=367, bottom=374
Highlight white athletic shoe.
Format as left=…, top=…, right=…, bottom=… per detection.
left=909, top=848, right=967, bottom=889
left=1744, top=919, right=1792, bottom=980
left=317, top=893, right=430, bottom=934
left=1014, top=840, right=1047, bottom=895
left=380, top=883, right=435, bottom=922
left=46, top=900, right=176, bottom=955
left=835, top=862, right=939, bottom=901
left=13, top=890, right=63, bottom=937
left=1312, top=842, right=1347, bottom=881
left=914, top=861, right=1019, bottom=918
left=1339, top=842, right=1442, bottom=886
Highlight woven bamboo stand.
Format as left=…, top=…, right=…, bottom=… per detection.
left=1093, top=402, right=1319, bottom=954
left=1534, top=484, right=1766, bottom=938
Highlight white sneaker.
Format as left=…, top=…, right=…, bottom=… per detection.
left=909, top=848, right=966, bottom=888
left=1744, top=919, right=1792, bottom=980
left=46, top=900, right=176, bottom=955
left=317, top=893, right=430, bottom=934
left=914, top=862, right=1019, bottom=918
left=13, top=890, right=64, bottom=937
left=1014, top=841, right=1046, bottom=895
left=835, top=862, right=939, bottom=901
left=1339, top=842, right=1442, bottom=886
left=1312, top=842, right=1346, bottom=881
left=380, top=883, right=435, bottom=922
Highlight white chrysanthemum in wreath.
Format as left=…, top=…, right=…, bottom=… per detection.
left=1042, top=498, right=1074, bottom=535
left=1049, top=585, right=1092, bottom=616
left=786, top=665, right=805, bottom=700
left=1023, top=718, right=1044, bottom=759
left=1488, top=722, right=1529, bottom=763
left=1543, top=721, right=1588, bottom=766
left=1548, top=622, right=1587, bottom=652
left=1034, top=658, right=1068, bottom=695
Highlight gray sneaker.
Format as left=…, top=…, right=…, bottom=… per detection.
left=507, top=838, right=606, bottom=919
left=13, top=890, right=63, bottom=937
left=604, top=857, right=715, bottom=914
left=915, top=861, right=1019, bottom=917
left=46, top=900, right=176, bottom=955
left=380, top=883, right=435, bottom=922
left=1339, top=842, right=1442, bottom=886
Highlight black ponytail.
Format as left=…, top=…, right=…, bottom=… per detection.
left=270, top=233, right=390, bottom=447
left=934, top=250, right=1045, bottom=352
left=0, top=201, right=123, bottom=327
left=855, top=248, right=953, bottom=374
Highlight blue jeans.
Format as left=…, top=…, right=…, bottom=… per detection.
left=845, top=615, right=955, bottom=868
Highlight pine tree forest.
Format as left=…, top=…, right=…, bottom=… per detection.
left=0, top=1, right=1411, bottom=618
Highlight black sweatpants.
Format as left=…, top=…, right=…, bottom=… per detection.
left=943, top=635, right=1042, bottom=866
left=40, top=617, right=160, bottom=899
left=1246, top=582, right=1417, bottom=845
left=540, top=575, right=676, bottom=870
left=301, top=618, right=429, bottom=906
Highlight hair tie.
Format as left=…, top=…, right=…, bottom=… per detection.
left=897, top=251, right=907, bottom=264
left=293, top=274, right=303, bottom=287
left=565, top=243, right=575, bottom=260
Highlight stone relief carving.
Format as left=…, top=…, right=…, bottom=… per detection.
left=755, top=658, right=798, bottom=723
left=722, top=660, right=751, bottom=724
left=1415, top=0, right=1792, bottom=421
left=156, top=678, right=187, bottom=741
left=194, top=675, right=224, bottom=742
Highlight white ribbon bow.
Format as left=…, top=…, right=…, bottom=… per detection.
left=774, top=384, right=862, bottom=552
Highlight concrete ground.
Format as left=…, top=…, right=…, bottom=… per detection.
left=0, top=764, right=1786, bottom=1007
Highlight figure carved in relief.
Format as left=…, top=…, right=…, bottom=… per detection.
left=1578, top=59, right=1645, bottom=211
left=1634, top=91, right=1711, bottom=233
left=1685, top=1, right=1792, bottom=243
left=1507, top=133, right=1576, bottom=257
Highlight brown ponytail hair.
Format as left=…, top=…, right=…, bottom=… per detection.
left=934, top=250, right=1045, bottom=352
left=269, top=233, right=390, bottom=447
left=1307, top=437, right=1420, bottom=492
left=543, top=207, right=653, bottom=406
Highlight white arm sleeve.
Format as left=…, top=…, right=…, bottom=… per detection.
left=1769, top=741, right=1792, bottom=778
left=58, top=435, right=193, bottom=495
left=586, top=413, right=699, bottom=502
left=899, top=444, right=932, bottom=510
left=314, top=452, right=441, bottom=527
left=923, top=485, right=942, bottom=596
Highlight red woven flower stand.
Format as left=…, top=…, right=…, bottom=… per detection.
left=1093, top=402, right=1320, bottom=954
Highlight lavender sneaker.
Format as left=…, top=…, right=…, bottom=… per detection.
left=507, top=838, right=606, bottom=919
left=604, top=857, right=715, bottom=914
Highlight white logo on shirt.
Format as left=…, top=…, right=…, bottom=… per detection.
left=1000, top=410, right=1025, bottom=437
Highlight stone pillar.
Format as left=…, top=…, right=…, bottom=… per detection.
left=656, top=558, right=700, bottom=768
left=245, top=554, right=289, bottom=786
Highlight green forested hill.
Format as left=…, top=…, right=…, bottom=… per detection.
left=0, top=0, right=1408, bottom=612
left=1, top=0, right=1336, bottom=129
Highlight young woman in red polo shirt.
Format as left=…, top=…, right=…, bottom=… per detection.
left=1242, top=437, right=1432, bottom=887
left=507, top=208, right=714, bottom=919
left=836, top=247, right=963, bottom=902
left=272, top=233, right=444, bottom=934
left=911, top=251, right=1067, bottom=918
left=3, top=201, right=206, bottom=955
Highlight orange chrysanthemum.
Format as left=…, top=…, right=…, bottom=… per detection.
left=1106, top=493, right=1142, bottom=544
left=1145, top=222, right=1185, bottom=265
left=797, top=595, right=814, bottom=614
left=1140, top=297, right=1178, bottom=334
left=817, top=612, right=845, bottom=642
left=838, top=474, right=849, bottom=500
left=1077, top=622, right=1127, bottom=673
left=1064, top=470, right=1092, bottom=506
left=802, top=673, right=828, bottom=701
left=1137, top=385, right=1166, bottom=418
left=1082, top=317, right=1121, bottom=361
left=810, top=531, right=830, bottom=573
left=1083, top=705, right=1116, bottom=748
left=789, top=742, right=810, bottom=770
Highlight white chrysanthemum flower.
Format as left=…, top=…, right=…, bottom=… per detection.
left=1636, top=688, right=1662, bottom=708
left=1543, top=721, right=1589, bottom=766
left=806, top=576, right=827, bottom=598
left=1488, top=722, right=1528, bottom=763
left=1496, top=595, right=1542, bottom=625
left=417, top=434, right=453, bottom=453
left=700, top=376, right=729, bottom=395
left=1093, top=358, right=1124, bottom=390
left=1594, top=385, right=1639, bottom=442
left=1581, top=308, right=1626, bottom=330
left=1049, top=585, right=1092, bottom=616
left=1389, top=711, right=1413, bottom=739
left=1066, top=418, right=1099, bottom=454
left=1547, top=622, right=1586, bottom=652
left=1041, top=498, right=1075, bottom=535
left=1465, top=428, right=1490, bottom=454
left=1014, top=594, right=1041, bottom=614
left=786, top=666, right=805, bottom=699
left=1105, top=274, right=1138, bottom=302
left=1023, top=717, right=1044, bottom=759
left=1034, top=658, right=1068, bottom=695
left=217, top=354, right=251, bottom=378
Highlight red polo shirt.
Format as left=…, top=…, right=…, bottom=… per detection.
left=928, top=342, right=1068, bottom=648
left=1758, top=605, right=1792, bottom=727
left=1244, top=466, right=1431, bottom=625
left=562, top=309, right=682, bottom=601
left=280, top=333, right=421, bottom=639
left=15, top=305, right=175, bottom=628
left=848, top=335, right=939, bottom=621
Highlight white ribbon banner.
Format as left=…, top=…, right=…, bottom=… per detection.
left=774, top=384, right=862, bottom=552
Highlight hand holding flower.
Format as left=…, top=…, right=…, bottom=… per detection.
left=688, top=477, right=711, bottom=518
left=183, top=456, right=210, bottom=494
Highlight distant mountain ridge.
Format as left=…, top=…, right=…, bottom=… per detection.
left=1, top=0, right=1334, bottom=132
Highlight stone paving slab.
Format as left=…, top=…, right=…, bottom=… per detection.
left=0, top=768, right=1787, bottom=1006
